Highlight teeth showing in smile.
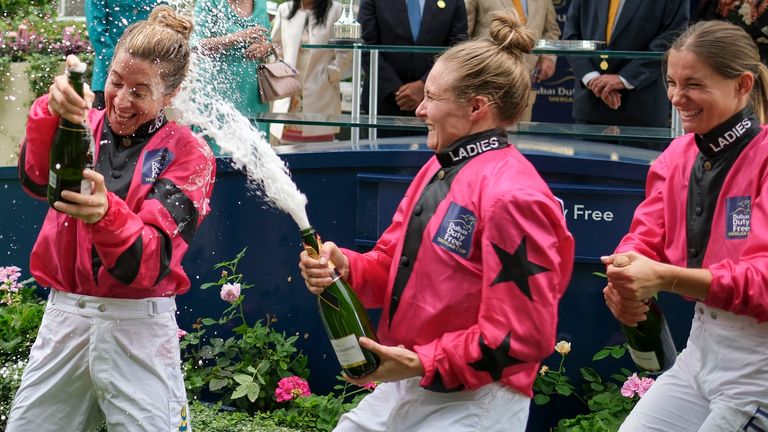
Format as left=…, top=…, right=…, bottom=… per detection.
left=679, top=109, right=701, bottom=118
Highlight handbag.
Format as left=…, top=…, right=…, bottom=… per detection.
left=257, top=53, right=302, bottom=103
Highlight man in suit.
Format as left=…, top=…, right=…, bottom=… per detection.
left=563, top=0, right=689, bottom=127
left=465, top=0, right=560, bottom=122
left=359, top=0, right=468, bottom=137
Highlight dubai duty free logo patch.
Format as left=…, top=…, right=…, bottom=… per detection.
left=432, top=202, right=477, bottom=259
left=142, top=148, right=172, bottom=184
left=726, top=195, right=751, bottom=239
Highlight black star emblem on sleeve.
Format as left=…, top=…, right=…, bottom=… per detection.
left=468, top=333, right=524, bottom=381
left=491, top=236, right=549, bottom=300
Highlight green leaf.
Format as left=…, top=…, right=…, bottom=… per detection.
left=232, top=374, right=253, bottom=385
left=555, top=384, right=573, bottom=396
left=201, top=318, right=218, bottom=326
left=231, top=383, right=249, bottom=400
left=209, top=378, right=229, bottom=392
left=592, top=349, right=611, bottom=361
left=247, top=383, right=261, bottom=403
left=611, top=345, right=627, bottom=358
left=533, top=394, right=551, bottom=405
left=580, top=367, right=601, bottom=383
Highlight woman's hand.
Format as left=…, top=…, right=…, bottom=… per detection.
left=47, top=55, right=94, bottom=124
left=343, top=337, right=425, bottom=386
left=54, top=169, right=109, bottom=224
left=298, top=241, right=350, bottom=294
left=245, top=40, right=273, bottom=61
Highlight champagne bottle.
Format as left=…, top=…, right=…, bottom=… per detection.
left=300, top=226, right=380, bottom=378
left=621, top=299, right=677, bottom=374
left=47, top=62, right=94, bottom=209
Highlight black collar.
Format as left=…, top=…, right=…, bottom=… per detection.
left=436, top=129, right=509, bottom=167
left=694, top=107, right=760, bottom=158
left=102, top=111, right=168, bottom=148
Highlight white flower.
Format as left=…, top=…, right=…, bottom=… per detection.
left=554, top=340, right=572, bottom=355
left=740, top=2, right=755, bottom=25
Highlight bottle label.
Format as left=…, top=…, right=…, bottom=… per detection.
left=330, top=334, right=367, bottom=368
left=627, top=347, right=661, bottom=371
left=48, top=171, right=57, bottom=188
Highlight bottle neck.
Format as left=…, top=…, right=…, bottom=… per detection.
left=300, top=227, right=321, bottom=258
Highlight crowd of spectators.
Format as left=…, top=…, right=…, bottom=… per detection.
left=83, top=0, right=768, bottom=151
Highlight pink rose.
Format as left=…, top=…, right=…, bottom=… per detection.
left=177, top=328, right=188, bottom=339
left=220, top=283, right=241, bottom=303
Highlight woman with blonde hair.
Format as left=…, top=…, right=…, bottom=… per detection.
left=9, top=6, right=215, bottom=431
left=603, top=20, right=768, bottom=431
left=298, top=12, right=573, bottom=431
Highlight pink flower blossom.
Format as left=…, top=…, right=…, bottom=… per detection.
left=621, top=373, right=655, bottom=398
left=363, top=381, right=378, bottom=391
left=0, top=266, right=23, bottom=293
left=636, top=376, right=655, bottom=397
left=220, top=283, right=241, bottom=303
left=177, top=329, right=188, bottom=339
left=275, top=376, right=311, bottom=402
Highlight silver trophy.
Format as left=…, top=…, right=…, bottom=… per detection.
left=330, top=0, right=362, bottom=44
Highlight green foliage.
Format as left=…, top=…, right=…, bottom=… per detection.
left=0, top=281, right=45, bottom=365
left=0, top=56, right=11, bottom=92
left=268, top=376, right=373, bottom=432
left=180, top=248, right=310, bottom=414
left=189, top=401, right=304, bottom=432
left=0, top=268, right=44, bottom=431
left=534, top=344, right=644, bottom=432
left=0, top=360, right=26, bottom=430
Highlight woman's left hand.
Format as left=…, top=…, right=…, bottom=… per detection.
left=245, top=41, right=273, bottom=61
left=55, top=169, right=109, bottom=224
left=343, top=337, right=425, bottom=386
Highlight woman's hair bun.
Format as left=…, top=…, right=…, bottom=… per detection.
left=488, top=11, right=535, bottom=58
left=148, top=4, right=194, bottom=41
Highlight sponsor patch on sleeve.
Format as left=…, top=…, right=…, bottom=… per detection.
left=432, top=202, right=477, bottom=259
left=726, top=195, right=751, bottom=239
left=142, top=148, right=173, bottom=184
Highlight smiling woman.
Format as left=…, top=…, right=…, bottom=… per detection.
left=10, top=5, right=216, bottom=432
left=603, top=20, right=768, bottom=432
left=297, top=11, right=574, bottom=432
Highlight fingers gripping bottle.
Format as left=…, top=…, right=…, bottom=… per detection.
left=300, top=227, right=379, bottom=378
left=613, top=256, right=677, bottom=374
left=47, top=62, right=94, bottom=209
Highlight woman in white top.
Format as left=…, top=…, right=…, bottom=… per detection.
left=270, top=0, right=351, bottom=143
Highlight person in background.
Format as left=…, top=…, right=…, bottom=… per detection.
left=9, top=6, right=216, bottom=431
left=693, top=0, right=768, bottom=64
left=603, top=20, right=768, bottom=431
left=563, top=0, right=689, bottom=128
left=358, top=0, right=467, bottom=137
left=192, top=0, right=272, bottom=153
left=85, top=0, right=158, bottom=109
left=464, top=0, right=560, bottom=121
left=269, top=0, right=352, bottom=144
left=299, top=12, right=573, bottom=431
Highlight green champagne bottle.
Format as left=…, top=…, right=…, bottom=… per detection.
left=621, top=299, right=677, bottom=374
left=300, top=226, right=380, bottom=378
left=47, top=62, right=94, bottom=209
